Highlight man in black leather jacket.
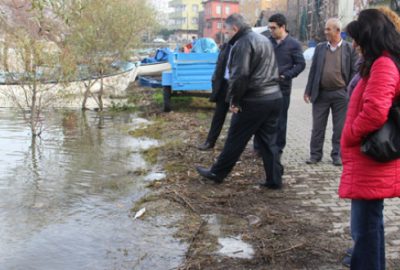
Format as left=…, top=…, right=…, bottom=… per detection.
left=196, top=13, right=284, bottom=189
left=197, top=42, right=231, bottom=150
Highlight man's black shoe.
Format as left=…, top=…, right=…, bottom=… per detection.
left=305, top=158, right=320, bottom=164
left=196, top=166, right=223, bottom=183
left=259, top=182, right=282, bottom=189
left=197, top=141, right=215, bottom=151
left=332, top=158, right=342, bottom=166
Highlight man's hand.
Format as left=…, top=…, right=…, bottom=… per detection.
left=303, top=94, right=311, bottom=104
left=230, top=105, right=240, bottom=114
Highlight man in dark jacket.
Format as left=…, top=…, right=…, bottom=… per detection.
left=197, top=43, right=231, bottom=150
left=304, top=18, right=358, bottom=166
left=196, top=13, right=284, bottom=189
left=255, top=13, right=306, bottom=159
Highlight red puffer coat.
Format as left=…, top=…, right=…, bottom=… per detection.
left=339, top=54, right=400, bottom=199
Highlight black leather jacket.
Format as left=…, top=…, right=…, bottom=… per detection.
left=226, top=28, right=280, bottom=106
left=209, top=43, right=231, bottom=102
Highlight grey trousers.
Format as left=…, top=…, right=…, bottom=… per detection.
left=310, top=89, right=348, bottom=161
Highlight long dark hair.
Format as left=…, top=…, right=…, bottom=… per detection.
left=347, top=9, right=400, bottom=77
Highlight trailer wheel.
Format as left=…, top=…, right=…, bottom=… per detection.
left=163, top=86, right=172, bottom=112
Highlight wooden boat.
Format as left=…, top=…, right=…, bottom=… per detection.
left=80, top=61, right=139, bottom=95
left=137, top=61, right=171, bottom=76
left=0, top=61, right=139, bottom=108
left=136, top=48, right=171, bottom=76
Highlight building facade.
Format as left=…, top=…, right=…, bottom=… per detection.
left=202, top=0, right=239, bottom=43
left=169, top=0, right=203, bottom=42
left=239, top=0, right=287, bottom=26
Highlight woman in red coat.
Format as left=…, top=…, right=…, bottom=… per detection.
left=338, top=9, right=400, bottom=270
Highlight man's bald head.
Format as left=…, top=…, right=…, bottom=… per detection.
left=325, top=18, right=342, bottom=43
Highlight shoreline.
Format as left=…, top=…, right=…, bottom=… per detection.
left=128, top=85, right=353, bottom=269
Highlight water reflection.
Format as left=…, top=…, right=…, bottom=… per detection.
left=0, top=109, right=185, bottom=270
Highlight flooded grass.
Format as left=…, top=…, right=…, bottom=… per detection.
left=128, top=87, right=158, bottom=104
left=196, top=112, right=209, bottom=121
left=94, top=178, right=127, bottom=191
left=132, top=169, right=150, bottom=177
left=164, top=161, right=188, bottom=174
left=152, top=88, right=214, bottom=112
left=109, top=101, right=137, bottom=112
left=142, top=147, right=160, bottom=165
left=128, top=123, right=163, bottom=140
left=130, top=194, right=161, bottom=213
left=144, top=180, right=164, bottom=188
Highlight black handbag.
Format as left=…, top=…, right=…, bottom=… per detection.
left=361, top=100, right=400, bottom=162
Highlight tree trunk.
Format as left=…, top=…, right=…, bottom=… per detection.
left=30, top=73, right=38, bottom=136
left=98, top=75, right=104, bottom=111
left=82, top=81, right=91, bottom=110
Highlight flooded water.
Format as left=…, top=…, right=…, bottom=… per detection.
left=0, top=109, right=186, bottom=270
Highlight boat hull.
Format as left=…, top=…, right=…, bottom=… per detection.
left=137, top=62, right=171, bottom=76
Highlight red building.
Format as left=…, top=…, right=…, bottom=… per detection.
left=202, top=0, right=239, bottom=44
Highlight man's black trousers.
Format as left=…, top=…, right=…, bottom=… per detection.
left=211, top=97, right=283, bottom=186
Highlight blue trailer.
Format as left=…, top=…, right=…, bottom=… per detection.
left=161, top=52, right=218, bottom=112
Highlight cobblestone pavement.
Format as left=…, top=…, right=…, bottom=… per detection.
left=284, top=62, right=400, bottom=263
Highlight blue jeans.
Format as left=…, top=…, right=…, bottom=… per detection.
left=351, top=199, right=385, bottom=270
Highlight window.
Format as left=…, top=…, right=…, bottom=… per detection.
left=225, top=6, right=230, bottom=15
left=192, top=4, right=198, bottom=13
left=217, top=22, right=222, bottom=29
left=216, top=5, right=221, bottom=14
left=192, top=18, right=198, bottom=24
left=207, top=22, right=212, bottom=29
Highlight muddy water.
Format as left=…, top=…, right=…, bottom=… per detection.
left=0, top=109, right=186, bottom=270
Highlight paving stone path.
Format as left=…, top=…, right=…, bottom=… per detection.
left=283, top=62, right=400, bottom=262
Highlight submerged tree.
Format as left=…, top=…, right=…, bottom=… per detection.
left=61, top=0, right=157, bottom=110
left=0, top=0, right=69, bottom=136
left=0, top=0, right=157, bottom=136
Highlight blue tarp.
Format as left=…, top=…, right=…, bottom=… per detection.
left=191, top=38, right=219, bottom=53
left=141, top=48, right=171, bottom=64
left=138, top=76, right=162, bottom=88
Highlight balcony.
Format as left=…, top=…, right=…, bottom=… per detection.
left=169, top=0, right=183, bottom=8
left=170, top=10, right=185, bottom=18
